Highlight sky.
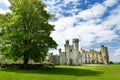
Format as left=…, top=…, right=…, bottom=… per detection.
left=0, top=0, right=120, bottom=62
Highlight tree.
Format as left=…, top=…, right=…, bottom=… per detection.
left=0, top=0, right=57, bottom=65
left=109, top=61, right=114, bottom=64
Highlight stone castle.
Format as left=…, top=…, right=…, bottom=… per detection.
left=48, top=38, right=109, bottom=65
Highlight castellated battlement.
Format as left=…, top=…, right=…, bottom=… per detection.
left=48, top=38, right=109, bottom=65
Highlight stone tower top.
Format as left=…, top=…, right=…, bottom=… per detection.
left=72, top=38, right=79, bottom=43
left=101, top=45, right=104, bottom=48
left=105, top=47, right=108, bottom=49
left=59, top=49, right=61, bottom=53
left=66, top=40, right=69, bottom=44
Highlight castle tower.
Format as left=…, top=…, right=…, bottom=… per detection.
left=104, top=47, right=109, bottom=64
left=64, top=40, right=70, bottom=65
left=59, top=49, right=66, bottom=65
left=59, top=49, right=62, bottom=65
left=72, top=39, right=79, bottom=65
left=100, top=45, right=109, bottom=64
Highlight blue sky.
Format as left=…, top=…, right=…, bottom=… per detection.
left=0, top=0, right=120, bottom=62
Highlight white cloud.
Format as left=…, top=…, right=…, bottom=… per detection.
left=77, top=3, right=106, bottom=20
left=114, top=48, right=120, bottom=56
left=0, top=0, right=10, bottom=7
left=0, top=8, right=6, bottom=14
left=109, top=48, right=120, bottom=62
left=102, top=16, right=120, bottom=30
left=48, top=1, right=120, bottom=56
left=103, top=0, right=118, bottom=7
left=50, top=13, right=119, bottom=47
left=64, top=0, right=78, bottom=5
left=100, top=5, right=120, bottom=41
left=42, top=0, right=81, bottom=18
left=0, top=0, right=11, bottom=14
left=96, top=30, right=118, bottom=43
left=110, top=5, right=120, bottom=14
left=50, top=17, right=77, bottom=31
left=0, top=8, right=11, bottom=14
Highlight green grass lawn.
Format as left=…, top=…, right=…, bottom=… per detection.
left=0, top=64, right=120, bottom=80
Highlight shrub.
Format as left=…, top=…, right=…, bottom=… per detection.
left=109, top=61, right=114, bottom=64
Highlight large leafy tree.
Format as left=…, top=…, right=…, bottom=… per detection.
left=0, top=0, right=57, bottom=64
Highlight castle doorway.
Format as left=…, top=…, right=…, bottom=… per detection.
left=69, top=59, right=73, bottom=65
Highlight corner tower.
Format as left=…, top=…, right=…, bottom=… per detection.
left=100, top=45, right=109, bottom=64
left=72, top=38, right=79, bottom=65
left=64, top=40, right=70, bottom=65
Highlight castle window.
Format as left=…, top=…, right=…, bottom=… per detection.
left=70, top=49, right=72, bottom=52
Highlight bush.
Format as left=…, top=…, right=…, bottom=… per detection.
left=0, top=63, right=4, bottom=68
left=109, top=61, right=114, bottom=64
left=118, top=62, right=120, bottom=64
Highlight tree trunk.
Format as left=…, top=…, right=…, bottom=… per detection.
left=23, top=40, right=29, bottom=65
left=23, top=53, right=29, bottom=65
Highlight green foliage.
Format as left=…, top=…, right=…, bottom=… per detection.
left=0, top=0, right=57, bottom=64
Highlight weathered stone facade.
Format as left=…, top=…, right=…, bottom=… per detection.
left=48, top=38, right=109, bottom=65
left=48, top=53, right=60, bottom=65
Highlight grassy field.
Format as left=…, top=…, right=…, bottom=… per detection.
left=0, top=64, right=120, bottom=80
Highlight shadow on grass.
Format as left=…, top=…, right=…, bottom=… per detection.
left=1, top=67, right=103, bottom=76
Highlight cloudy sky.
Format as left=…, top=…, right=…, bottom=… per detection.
left=0, top=0, right=120, bottom=62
